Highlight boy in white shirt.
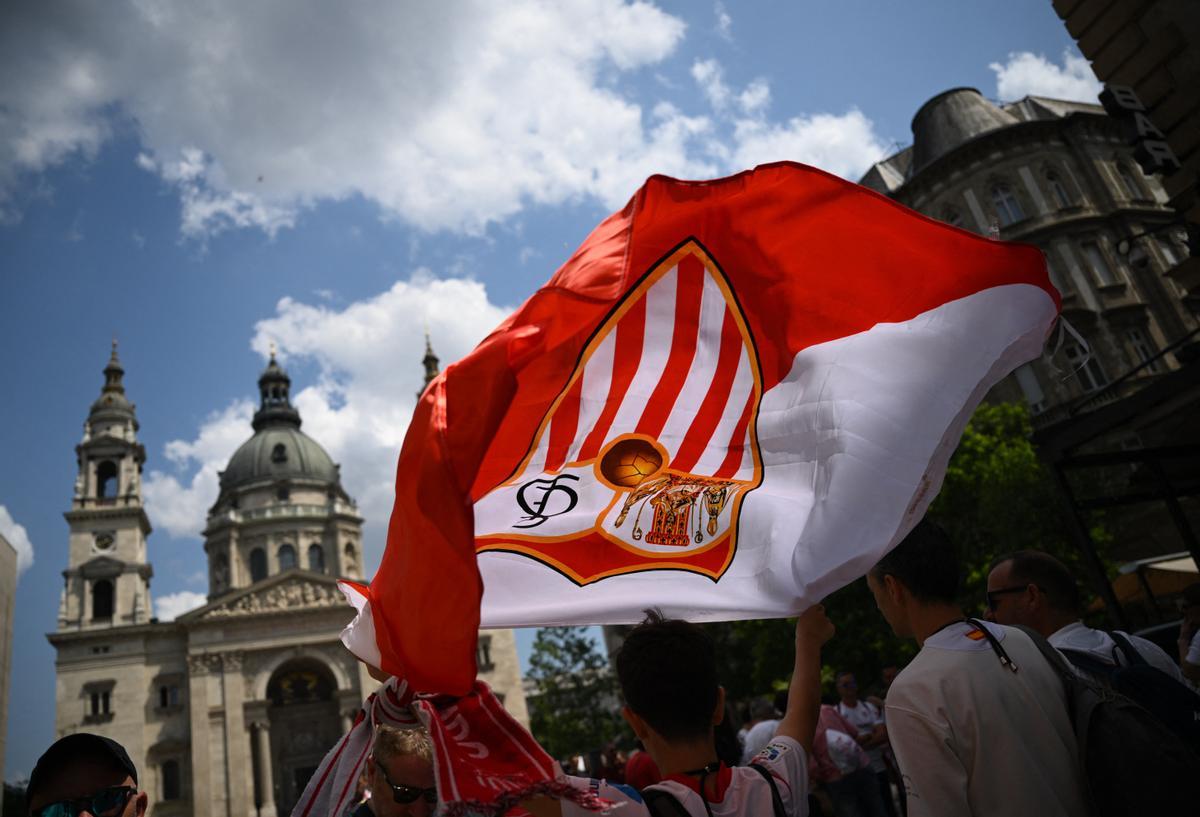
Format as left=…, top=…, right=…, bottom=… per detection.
left=522, top=606, right=833, bottom=817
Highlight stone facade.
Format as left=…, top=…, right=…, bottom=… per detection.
left=50, top=346, right=527, bottom=817
left=860, top=89, right=1197, bottom=426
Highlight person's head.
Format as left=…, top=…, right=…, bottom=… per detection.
left=985, top=550, right=1080, bottom=636
left=615, top=609, right=723, bottom=749
left=1182, top=584, right=1200, bottom=626
left=747, top=696, right=775, bottom=725
left=867, top=518, right=960, bottom=638
left=366, top=726, right=436, bottom=817
left=834, top=671, right=858, bottom=704
left=880, top=665, right=899, bottom=690
left=26, top=734, right=146, bottom=817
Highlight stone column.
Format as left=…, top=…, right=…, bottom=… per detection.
left=221, top=652, right=249, bottom=817
left=187, top=654, right=214, bottom=817
left=253, top=720, right=277, bottom=817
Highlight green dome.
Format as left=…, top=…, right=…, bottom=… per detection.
left=220, top=425, right=339, bottom=491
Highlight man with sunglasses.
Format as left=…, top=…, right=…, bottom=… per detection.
left=26, top=734, right=146, bottom=817
left=984, top=550, right=1184, bottom=683
left=358, top=725, right=438, bottom=817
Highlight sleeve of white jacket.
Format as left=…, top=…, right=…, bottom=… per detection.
left=884, top=704, right=969, bottom=817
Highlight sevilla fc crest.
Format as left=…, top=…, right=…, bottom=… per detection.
left=475, top=239, right=764, bottom=585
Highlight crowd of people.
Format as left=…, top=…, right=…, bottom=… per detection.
left=24, top=519, right=1199, bottom=817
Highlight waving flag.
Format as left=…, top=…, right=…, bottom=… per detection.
left=339, top=162, right=1059, bottom=694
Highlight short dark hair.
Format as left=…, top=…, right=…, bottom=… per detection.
left=869, top=518, right=959, bottom=604
left=615, top=609, right=718, bottom=742
left=992, top=550, right=1080, bottom=615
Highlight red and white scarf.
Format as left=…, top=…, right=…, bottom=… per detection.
left=291, top=676, right=611, bottom=817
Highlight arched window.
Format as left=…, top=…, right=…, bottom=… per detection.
left=249, top=548, right=268, bottom=582
left=92, top=580, right=114, bottom=619
left=162, top=759, right=181, bottom=801
left=1046, top=171, right=1072, bottom=209
left=278, top=544, right=297, bottom=571
left=271, top=443, right=288, bottom=463
left=343, top=543, right=357, bottom=572
left=307, top=544, right=325, bottom=573
left=990, top=183, right=1024, bottom=226
left=96, top=461, right=118, bottom=499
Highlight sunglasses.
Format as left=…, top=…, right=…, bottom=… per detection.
left=985, top=585, right=1028, bottom=611
left=376, top=760, right=438, bottom=807
left=35, top=786, right=135, bottom=817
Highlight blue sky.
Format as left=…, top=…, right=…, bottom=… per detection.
left=0, top=0, right=1100, bottom=780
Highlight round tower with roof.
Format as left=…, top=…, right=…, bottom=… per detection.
left=202, top=351, right=364, bottom=599
left=59, top=342, right=154, bottom=629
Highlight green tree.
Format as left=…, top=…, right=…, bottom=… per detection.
left=526, top=626, right=625, bottom=759
left=710, top=402, right=1100, bottom=705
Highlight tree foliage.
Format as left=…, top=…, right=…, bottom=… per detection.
left=708, top=402, right=1096, bottom=706
left=526, top=626, right=625, bottom=759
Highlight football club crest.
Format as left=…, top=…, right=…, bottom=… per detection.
left=474, top=239, right=764, bottom=585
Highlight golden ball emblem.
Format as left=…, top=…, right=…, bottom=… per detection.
left=599, top=438, right=665, bottom=488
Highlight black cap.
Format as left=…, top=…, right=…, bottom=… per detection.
left=27, top=734, right=138, bottom=810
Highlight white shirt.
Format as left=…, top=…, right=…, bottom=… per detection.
left=836, top=700, right=886, bottom=773
left=1187, top=629, right=1200, bottom=666
left=886, top=621, right=1089, bottom=817
left=739, top=718, right=780, bottom=765
left=1048, top=621, right=1185, bottom=683
left=562, top=736, right=809, bottom=816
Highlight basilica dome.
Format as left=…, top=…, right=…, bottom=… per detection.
left=216, top=353, right=342, bottom=497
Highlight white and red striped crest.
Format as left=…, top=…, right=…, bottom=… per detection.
left=474, top=240, right=762, bottom=584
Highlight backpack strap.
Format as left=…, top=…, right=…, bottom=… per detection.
left=642, top=788, right=692, bottom=817
left=963, top=618, right=1019, bottom=672
left=1109, top=631, right=1148, bottom=667
left=747, top=762, right=787, bottom=817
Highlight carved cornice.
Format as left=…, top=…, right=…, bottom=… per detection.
left=187, top=654, right=223, bottom=675
left=192, top=576, right=345, bottom=620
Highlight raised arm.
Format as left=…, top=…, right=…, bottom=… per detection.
left=773, top=604, right=835, bottom=755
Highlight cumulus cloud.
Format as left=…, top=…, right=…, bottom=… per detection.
left=0, top=505, right=34, bottom=576
left=143, top=400, right=255, bottom=538
left=0, top=0, right=707, bottom=235
left=155, top=590, right=208, bottom=621
left=990, top=50, right=1102, bottom=103
left=731, top=109, right=890, bottom=180
left=140, top=273, right=510, bottom=571
left=250, top=274, right=512, bottom=565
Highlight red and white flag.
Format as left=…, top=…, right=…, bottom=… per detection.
left=340, top=162, right=1059, bottom=695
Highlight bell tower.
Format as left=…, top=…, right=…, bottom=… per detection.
left=59, top=342, right=154, bottom=629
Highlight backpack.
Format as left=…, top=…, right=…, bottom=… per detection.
left=1058, top=630, right=1200, bottom=752
left=642, top=763, right=786, bottom=817
left=1005, top=622, right=1200, bottom=816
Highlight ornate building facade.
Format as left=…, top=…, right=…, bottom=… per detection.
left=50, top=346, right=527, bottom=817
left=860, top=88, right=1196, bottom=425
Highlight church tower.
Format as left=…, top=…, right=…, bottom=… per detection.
left=59, top=342, right=153, bottom=630
left=418, top=333, right=440, bottom=399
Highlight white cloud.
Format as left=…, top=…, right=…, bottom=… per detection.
left=692, top=59, right=732, bottom=111
left=714, top=2, right=733, bottom=41
left=731, top=109, right=890, bottom=180
left=1, top=0, right=705, bottom=236
left=155, top=590, right=208, bottom=622
left=250, top=274, right=512, bottom=568
left=990, top=50, right=1102, bottom=103
left=141, top=274, right=510, bottom=572
left=0, top=505, right=34, bottom=576
left=143, top=400, right=255, bottom=538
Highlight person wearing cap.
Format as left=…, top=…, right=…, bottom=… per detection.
left=26, top=733, right=147, bottom=817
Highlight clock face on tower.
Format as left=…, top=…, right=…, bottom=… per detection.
left=94, top=532, right=114, bottom=552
